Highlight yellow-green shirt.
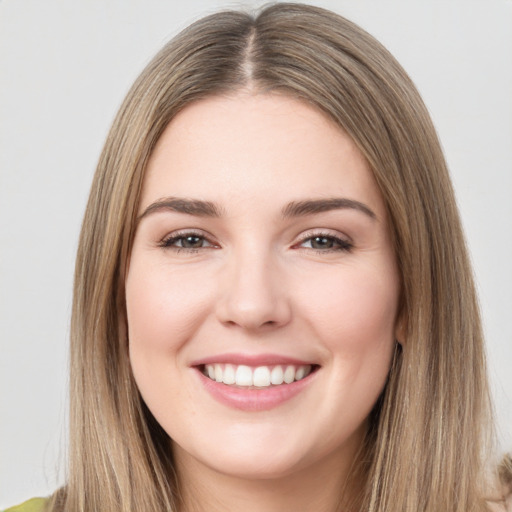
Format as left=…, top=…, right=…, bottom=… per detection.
left=2, top=498, right=47, bottom=512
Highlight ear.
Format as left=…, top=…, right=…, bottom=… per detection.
left=394, top=311, right=407, bottom=347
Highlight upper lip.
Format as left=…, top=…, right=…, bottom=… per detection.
left=190, top=353, right=318, bottom=367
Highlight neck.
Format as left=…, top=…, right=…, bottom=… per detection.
left=173, top=440, right=365, bottom=512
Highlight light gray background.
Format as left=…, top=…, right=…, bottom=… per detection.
left=1, top=0, right=511, bottom=506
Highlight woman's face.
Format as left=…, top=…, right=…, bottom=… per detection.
left=126, top=93, right=401, bottom=480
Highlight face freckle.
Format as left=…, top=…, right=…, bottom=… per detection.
left=125, top=92, right=401, bottom=482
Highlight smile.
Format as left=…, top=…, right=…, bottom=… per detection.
left=193, top=357, right=320, bottom=411
left=202, top=363, right=313, bottom=388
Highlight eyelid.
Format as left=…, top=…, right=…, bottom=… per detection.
left=292, top=229, right=353, bottom=252
left=158, top=228, right=219, bottom=250
left=295, top=228, right=352, bottom=243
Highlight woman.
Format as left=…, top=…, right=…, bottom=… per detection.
left=7, top=3, right=510, bottom=511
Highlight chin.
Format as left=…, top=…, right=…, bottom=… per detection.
left=190, top=449, right=310, bottom=481
left=171, top=420, right=365, bottom=484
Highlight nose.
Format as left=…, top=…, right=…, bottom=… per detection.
left=215, top=245, right=292, bottom=331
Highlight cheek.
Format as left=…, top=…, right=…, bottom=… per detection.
left=298, top=263, right=399, bottom=354
left=125, top=260, right=213, bottom=354
left=125, top=260, right=207, bottom=427
left=299, top=263, right=400, bottom=429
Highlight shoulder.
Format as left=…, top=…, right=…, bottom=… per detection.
left=2, top=498, right=48, bottom=512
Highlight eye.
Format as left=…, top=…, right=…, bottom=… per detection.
left=298, top=233, right=353, bottom=252
left=159, top=231, right=217, bottom=251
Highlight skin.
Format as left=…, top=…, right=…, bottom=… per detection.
left=125, top=92, right=401, bottom=512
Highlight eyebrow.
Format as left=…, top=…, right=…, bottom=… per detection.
left=138, top=196, right=376, bottom=222
left=281, top=198, right=376, bottom=220
left=138, top=197, right=224, bottom=222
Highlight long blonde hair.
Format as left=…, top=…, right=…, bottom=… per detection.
left=50, top=3, right=498, bottom=511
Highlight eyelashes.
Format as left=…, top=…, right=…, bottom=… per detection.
left=159, top=230, right=217, bottom=252
left=295, top=233, right=353, bottom=252
left=158, top=229, right=353, bottom=254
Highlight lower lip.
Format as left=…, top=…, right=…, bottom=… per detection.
left=195, top=369, right=317, bottom=412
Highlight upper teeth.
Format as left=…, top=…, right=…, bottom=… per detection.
left=203, top=364, right=312, bottom=387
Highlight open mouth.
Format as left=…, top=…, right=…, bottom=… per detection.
left=200, top=363, right=319, bottom=388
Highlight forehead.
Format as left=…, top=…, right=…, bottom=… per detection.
left=141, top=92, right=385, bottom=217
